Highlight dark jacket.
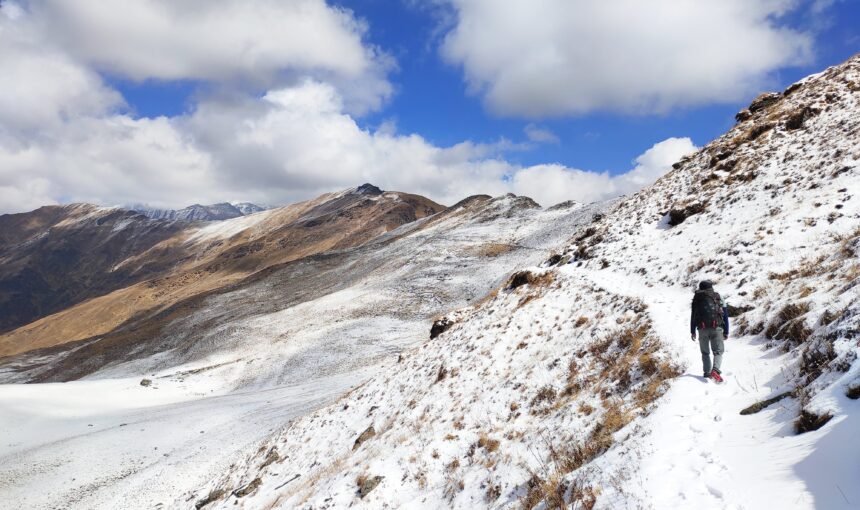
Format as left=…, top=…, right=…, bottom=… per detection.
left=690, top=289, right=729, bottom=337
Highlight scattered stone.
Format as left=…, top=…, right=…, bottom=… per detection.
left=357, top=475, right=384, bottom=498
left=506, top=270, right=553, bottom=290
left=353, top=426, right=376, bottom=450
left=667, top=202, right=707, bottom=226
left=232, top=478, right=262, bottom=498
left=430, top=318, right=454, bottom=339
left=784, top=106, right=820, bottom=130
left=726, top=304, right=754, bottom=317
left=782, top=81, right=803, bottom=96
left=734, top=109, right=753, bottom=123
left=739, top=391, right=794, bottom=415
left=194, top=488, right=227, bottom=509
left=260, top=448, right=280, bottom=469
left=747, top=122, right=775, bottom=142
left=140, top=379, right=152, bottom=387
left=794, top=409, right=833, bottom=434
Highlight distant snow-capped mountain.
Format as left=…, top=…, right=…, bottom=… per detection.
left=128, top=202, right=269, bottom=221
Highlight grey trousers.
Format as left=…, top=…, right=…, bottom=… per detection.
left=699, top=327, right=725, bottom=374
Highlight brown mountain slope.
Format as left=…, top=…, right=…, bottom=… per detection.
left=0, top=185, right=443, bottom=358
left=0, top=204, right=190, bottom=335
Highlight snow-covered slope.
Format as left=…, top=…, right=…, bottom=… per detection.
left=0, top=193, right=603, bottom=509
left=189, top=55, right=860, bottom=509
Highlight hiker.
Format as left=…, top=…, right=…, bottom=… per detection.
left=690, top=280, right=729, bottom=381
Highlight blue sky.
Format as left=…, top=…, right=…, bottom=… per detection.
left=1, top=0, right=858, bottom=212
left=341, top=0, right=859, bottom=171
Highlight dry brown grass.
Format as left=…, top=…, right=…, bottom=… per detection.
left=477, top=433, right=501, bottom=453
left=474, top=243, right=516, bottom=257
left=765, top=302, right=811, bottom=343
left=530, top=385, right=558, bottom=410
left=471, top=286, right=501, bottom=309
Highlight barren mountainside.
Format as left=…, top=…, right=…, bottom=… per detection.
left=0, top=204, right=188, bottom=335
left=0, top=185, right=443, bottom=359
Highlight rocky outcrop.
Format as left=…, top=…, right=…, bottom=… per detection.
left=353, top=426, right=376, bottom=450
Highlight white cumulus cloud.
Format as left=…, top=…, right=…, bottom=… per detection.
left=510, top=137, right=697, bottom=205
left=524, top=124, right=560, bottom=144
left=440, top=0, right=813, bottom=117
left=0, top=0, right=704, bottom=214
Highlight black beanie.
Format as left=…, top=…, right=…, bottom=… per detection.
left=699, top=280, right=713, bottom=290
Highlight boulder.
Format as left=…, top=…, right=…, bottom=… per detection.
left=430, top=318, right=454, bottom=339
left=357, top=475, right=384, bottom=498
left=734, top=109, right=752, bottom=122
left=353, top=426, right=376, bottom=450
left=667, top=202, right=707, bottom=226
left=748, top=92, right=782, bottom=113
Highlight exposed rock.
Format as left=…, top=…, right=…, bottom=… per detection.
left=782, top=81, right=803, bottom=96
left=784, top=106, right=820, bottom=130
left=259, top=448, right=279, bottom=469
left=794, top=409, right=833, bottom=434
left=194, top=488, right=227, bottom=509
left=739, top=391, right=794, bottom=415
left=140, top=378, right=152, bottom=387
left=726, top=304, right=754, bottom=317
left=430, top=318, right=454, bottom=339
left=353, top=426, right=376, bottom=450
left=506, top=270, right=554, bottom=290
left=355, top=183, right=384, bottom=196
left=232, top=478, right=262, bottom=498
left=748, top=92, right=782, bottom=113
left=357, top=475, right=384, bottom=498
left=747, top=122, right=775, bottom=142
left=667, top=202, right=707, bottom=226
left=546, top=200, right=578, bottom=211
left=734, top=109, right=753, bottom=123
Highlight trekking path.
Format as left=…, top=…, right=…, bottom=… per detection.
left=577, top=267, right=859, bottom=510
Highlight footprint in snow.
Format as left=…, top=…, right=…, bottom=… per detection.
left=706, top=484, right=725, bottom=499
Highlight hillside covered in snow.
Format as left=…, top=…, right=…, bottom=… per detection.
left=0, top=185, right=602, bottom=508
left=187, top=55, right=860, bottom=510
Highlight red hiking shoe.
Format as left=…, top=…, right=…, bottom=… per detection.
left=710, top=369, right=724, bottom=383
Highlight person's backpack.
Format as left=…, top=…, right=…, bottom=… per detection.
left=692, top=290, right=725, bottom=330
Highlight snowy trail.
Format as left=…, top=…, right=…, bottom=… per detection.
left=579, top=268, right=859, bottom=510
